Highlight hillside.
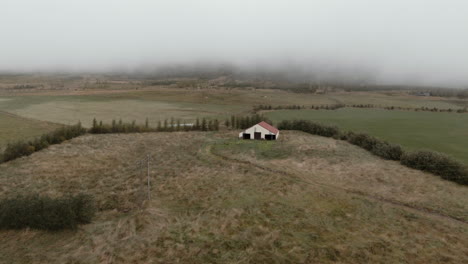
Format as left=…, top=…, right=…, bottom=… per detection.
left=0, top=131, right=467, bottom=263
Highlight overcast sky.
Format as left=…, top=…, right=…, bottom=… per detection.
left=1, top=0, right=467, bottom=86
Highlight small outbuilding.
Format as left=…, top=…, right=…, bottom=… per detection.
left=239, top=121, right=279, bottom=140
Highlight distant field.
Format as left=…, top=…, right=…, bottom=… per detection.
left=0, top=94, right=247, bottom=127
left=0, top=88, right=464, bottom=127
left=266, top=108, right=468, bottom=164
left=0, top=87, right=466, bottom=149
left=0, top=112, right=60, bottom=149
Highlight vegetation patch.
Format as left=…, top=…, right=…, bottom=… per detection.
left=1, top=123, right=86, bottom=162
left=401, top=151, right=468, bottom=185
left=0, top=194, right=96, bottom=231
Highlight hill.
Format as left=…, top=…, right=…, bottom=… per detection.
left=0, top=131, right=467, bottom=263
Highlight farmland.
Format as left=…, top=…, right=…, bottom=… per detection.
left=0, top=131, right=467, bottom=263
left=0, top=111, right=60, bottom=149
left=1, top=75, right=468, bottom=263
left=265, top=108, right=468, bottom=164
left=1, top=83, right=467, bottom=163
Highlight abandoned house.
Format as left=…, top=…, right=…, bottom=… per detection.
left=239, top=121, right=280, bottom=140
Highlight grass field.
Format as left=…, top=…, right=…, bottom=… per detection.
left=0, top=131, right=467, bottom=263
left=0, top=111, right=61, bottom=149
left=0, top=87, right=465, bottom=127
left=0, top=94, right=247, bottom=128
left=266, top=108, right=468, bottom=164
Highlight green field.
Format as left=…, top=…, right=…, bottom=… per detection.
left=0, top=111, right=61, bottom=149
left=266, top=108, right=468, bottom=164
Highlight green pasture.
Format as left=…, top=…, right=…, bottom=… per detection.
left=0, top=112, right=61, bottom=149
left=266, top=108, right=468, bottom=164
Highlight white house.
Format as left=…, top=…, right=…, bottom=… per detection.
left=239, top=121, right=279, bottom=140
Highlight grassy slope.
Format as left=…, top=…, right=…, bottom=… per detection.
left=0, top=131, right=466, bottom=263
left=0, top=111, right=61, bottom=149
left=266, top=108, right=468, bottom=164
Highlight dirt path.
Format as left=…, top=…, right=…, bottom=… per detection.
left=208, top=145, right=468, bottom=225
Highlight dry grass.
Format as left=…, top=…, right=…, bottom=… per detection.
left=214, top=131, right=468, bottom=221
left=0, top=131, right=467, bottom=263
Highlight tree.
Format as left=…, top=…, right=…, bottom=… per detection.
left=157, top=121, right=162, bottom=131
left=176, top=120, right=181, bottom=131
left=231, top=116, right=236, bottom=128
left=170, top=117, right=175, bottom=131
left=92, top=118, right=98, bottom=133
left=208, top=120, right=213, bottom=131
left=201, top=118, right=207, bottom=131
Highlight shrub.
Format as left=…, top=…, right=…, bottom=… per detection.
left=2, top=141, right=36, bottom=162
left=70, top=193, right=97, bottom=224
left=401, top=151, right=468, bottom=185
left=371, top=141, right=404, bottom=160
left=346, top=132, right=378, bottom=151
left=0, top=194, right=96, bottom=231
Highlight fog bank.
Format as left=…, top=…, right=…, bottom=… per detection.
left=1, top=0, right=467, bottom=87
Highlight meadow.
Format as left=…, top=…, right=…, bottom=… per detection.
left=266, top=108, right=468, bottom=164
left=0, top=131, right=466, bottom=263
left=0, top=111, right=60, bottom=149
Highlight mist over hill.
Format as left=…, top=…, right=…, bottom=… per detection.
left=1, top=1, right=468, bottom=88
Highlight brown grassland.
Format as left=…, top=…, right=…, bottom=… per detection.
left=0, top=131, right=467, bottom=263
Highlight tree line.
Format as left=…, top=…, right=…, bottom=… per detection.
left=224, top=114, right=272, bottom=129
left=278, top=120, right=468, bottom=186
left=253, top=104, right=468, bottom=114
left=89, top=117, right=219, bottom=134
left=253, top=104, right=345, bottom=112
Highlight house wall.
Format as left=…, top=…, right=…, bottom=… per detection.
left=238, top=124, right=279, bottom=139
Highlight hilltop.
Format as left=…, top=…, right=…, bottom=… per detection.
left=0, top=131, right=467, bottom=263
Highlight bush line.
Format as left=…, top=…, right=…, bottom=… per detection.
left=1, top=123, right=87, bottom=163
left=254, top=104, right=468, bottom=114
left=277, top=120, right=468, bottom=185
left=0, top=193, right=96, bottom=231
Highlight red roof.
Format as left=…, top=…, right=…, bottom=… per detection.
left=258, top=121, right=279, bottom=134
